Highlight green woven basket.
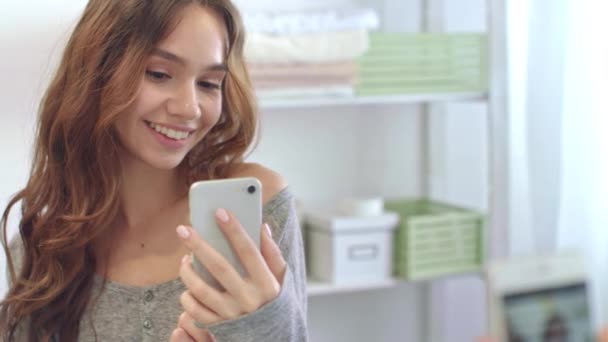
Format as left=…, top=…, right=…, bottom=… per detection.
left=384, top=199, right=485, bottom=280
left=356, top=33, right=488, bottom=95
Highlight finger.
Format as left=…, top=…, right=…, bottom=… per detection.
left=180, top=290, right=225, bottom=324
left=214, top=209, right=275, bottom=286
left=180, top=255, right=241, bottom=318
left=177, top=225, right=245, bottom=294
left=599, top=327, right=608, bottom=342
left=170, top=328, right=195, bottom=342
left=178, top=312, right=216, bottom=342
left=180, top=256, right=241, bottom=318
left=260, top=223, right=287, bottom=284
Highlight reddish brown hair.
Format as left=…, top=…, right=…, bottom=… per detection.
left=0, top=0, right=257, bottom=340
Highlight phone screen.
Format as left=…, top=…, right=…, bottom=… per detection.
left=502, top=283, right=592, bottom=342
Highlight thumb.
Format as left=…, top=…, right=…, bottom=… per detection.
left=260, top=223, right=287, bottom=283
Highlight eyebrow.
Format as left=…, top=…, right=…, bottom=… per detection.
left=151, top=48, right=228, bottom=72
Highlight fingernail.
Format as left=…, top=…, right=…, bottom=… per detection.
left=265, top=223, right=272, bottom=238
left=176, top=225, right=191, bottom=239
left=216, top=208, right=229, bottom=223
left=181, top=254, right=189, bottom=264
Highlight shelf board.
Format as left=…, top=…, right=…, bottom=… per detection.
left=258, top=91, right=488, bottom=109
left=306, top=270, right=484, bottom=296
left=307, top=278, right=401, bottom=296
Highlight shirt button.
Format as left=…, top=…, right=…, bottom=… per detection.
left=144, top=290, right=154, bottom=303
left=143, top=319, right=153, bottom=330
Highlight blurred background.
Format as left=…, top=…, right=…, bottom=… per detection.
left=0, top=0, right=606, bottom=341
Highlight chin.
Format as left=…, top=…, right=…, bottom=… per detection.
left=153, top=158, right=186, bottom=171
left=141, top=153, right=187, bottom=171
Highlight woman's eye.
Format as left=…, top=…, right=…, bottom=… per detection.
left=146, top=70, right=170, bottom=81
left=198, top=81, right=221, bottom=90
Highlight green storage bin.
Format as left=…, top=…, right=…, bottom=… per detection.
left=356, top=33, right=488, bottom=95
left=384, top=199, right=485, bottom=280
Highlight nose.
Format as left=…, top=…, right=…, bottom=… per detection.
left=166, top=81, right=201, bottom=120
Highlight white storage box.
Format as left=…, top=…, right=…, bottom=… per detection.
left=305, top=211, right=399, bottom=284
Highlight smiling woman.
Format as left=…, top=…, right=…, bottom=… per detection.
left=0, top=1, right=307, bottom=342
left=115, top=7, right=229, bottom=172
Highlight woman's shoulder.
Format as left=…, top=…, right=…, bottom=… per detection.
left=6, top=233, right=25, bottom=283
left=227, top=163, right=288, bottom=205
left=229, top=164, right=300, bottom=248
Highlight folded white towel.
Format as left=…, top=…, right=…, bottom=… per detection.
left=244, top=30, right=369, bottom=64
left=253, top=77, right=357, bottom=89
left=256, top=86, right=355, bottom=99
left=243, top=8, right=380, bottom=35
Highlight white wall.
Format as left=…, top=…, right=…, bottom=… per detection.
left=0, top=0, right=87, bottom=298
left=251, top=106, right=423, bottom=206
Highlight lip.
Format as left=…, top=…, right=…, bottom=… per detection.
left=145, top=120, right=197, bottom=133
left=144, top=120, right=195, bottom=149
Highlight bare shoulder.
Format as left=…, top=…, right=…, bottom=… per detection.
left=228, top=163, right=288, bottom=205
left=6, top=233, right=25, bottom=282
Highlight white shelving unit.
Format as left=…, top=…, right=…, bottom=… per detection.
left=307, top=270, right=486, bottom=297
left=262, top=85, right=495, bottom=340
left=307, top=277, right=401, bottom=296
left=258, top=92, right=488, bottom=109
left=247, top=0, right=507, bottom=340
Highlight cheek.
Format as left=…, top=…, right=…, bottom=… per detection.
left=115, top=90, right=148, bottom=128
left=194, top=111, right=222, bottom=143
left=113, top=94, right=152, bottom=147
left=132, top=85, right=164, bottom=117
left=115, top=101, right=142, bottom=134
left=201, top=96, right=223, bottom=128
left=190, top=102, right=222, bottom=146
left=114, top=112, right=134, bottom=144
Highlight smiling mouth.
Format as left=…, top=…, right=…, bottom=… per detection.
left=144, top=121, right=194, bottom=141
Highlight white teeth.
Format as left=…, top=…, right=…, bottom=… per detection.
left=147, top=122, right=190, bottom=140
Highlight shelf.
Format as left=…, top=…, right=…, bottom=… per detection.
left=258, top=91, right=488, bottom=109
left=306, top=271, right=484, bottom=297
left=307, top=278, right=401, bottom=296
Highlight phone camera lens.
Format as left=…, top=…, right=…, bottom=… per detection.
left=247, top=185, right=256, bottom=194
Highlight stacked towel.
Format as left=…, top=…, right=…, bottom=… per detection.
left=243, top=8, right=379, bottom=35
left=356, top=33, right=488, bottom=95
left=249, top=62, right=357, bottom=98
left=244, top=30, right=369, bottom=64
left=244, top=8, right=379, bottom=99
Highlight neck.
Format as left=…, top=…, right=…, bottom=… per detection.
left=118, top=157, right=187, bottom=231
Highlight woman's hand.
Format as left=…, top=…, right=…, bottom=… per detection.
left=170, top=208, right=287, bottom=341
left=169, top=313, right=215, bottom=342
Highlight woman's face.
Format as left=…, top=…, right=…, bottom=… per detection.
left=115, top=4, right=228, bottom=171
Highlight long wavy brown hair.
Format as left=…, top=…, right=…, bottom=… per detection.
left=0, top=0, right=257, bottom=341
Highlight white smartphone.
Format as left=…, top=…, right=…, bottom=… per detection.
left=486, top=252, right=593, bottom=342
left=189, top=177, right=263, bottom=289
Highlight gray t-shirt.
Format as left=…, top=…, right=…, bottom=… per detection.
left=8, top=188, right=308, bottom=342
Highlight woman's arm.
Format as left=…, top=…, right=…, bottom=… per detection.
left=205, top=189, right=307, bottom=341
left=173, top=165, right=308, bottom=341
left=5, top=236, right=30, bottom=341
